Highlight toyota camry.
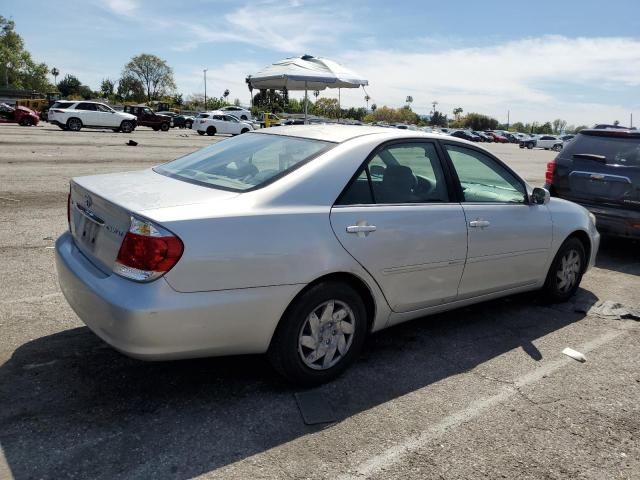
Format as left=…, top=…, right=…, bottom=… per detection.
left=56, top=125, right=599, bottom=385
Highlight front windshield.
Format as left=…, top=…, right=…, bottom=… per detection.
left=155, top=133, right=334, bottom=191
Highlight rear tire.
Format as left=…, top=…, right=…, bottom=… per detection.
left=240, top=128, right=249, bottom=134
left=541, top=237, right=586, bottom=303
left=268, top=282, right=367, bottom=386
left=66, top=117, right=82, bottom=132
left=206, top=126, right=216, bottom=136
left=185, top=121, right=193, bottom=129
left=527, top=143, right=534, bottom=149
left=120, top=121, right=134, bottom=133
left=552, top=144, right=562, bottom=152
left=19, top=117, right=33, bottom=126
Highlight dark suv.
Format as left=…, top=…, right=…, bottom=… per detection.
left=123, top=105, right=171, bottom=131
left=545, top=128, right=640, bottom=238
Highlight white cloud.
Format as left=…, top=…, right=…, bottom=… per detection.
left=103, top=0, right=139, bottom=16
left=328, top=36, right=640, bottom=125
left=174, top=1, right=351, bottom=54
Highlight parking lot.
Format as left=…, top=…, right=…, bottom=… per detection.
left=0, top=124, right=638, bottom=479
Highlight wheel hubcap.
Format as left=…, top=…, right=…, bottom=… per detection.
left=298, top=300, right=356, bottom=370
left=556, top=249, right=581, bottom=293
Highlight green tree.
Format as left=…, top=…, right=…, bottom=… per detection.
left=57, top=74, right=82, bottom=97
left=122, top=54, right=176, bottom=102
left=511, top=121, right=526, bottom=132
left=429, top=111, right=449, bottom=127
left=535, top=122, right=553, bottom=134
left=100, top=78, right=115, bottom=98
left=116, top=74, right=145, bottom=102
left=253, top=89, right=284, bottom=112
left=314, top=97, right=340, bottom=118
left=463, top=112, right=499, bottom=130
left=453, top=107, right=463, bottom=121
left=0, top=16, right=53, bottom=91
left=552, top=118, right=568, bottom=134
left=371, top=103, right=377, bottom=112
left=364, top=105, right=421, bottom=124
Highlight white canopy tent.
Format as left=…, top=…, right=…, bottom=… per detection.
left=248, top=55, right=369, bottom=121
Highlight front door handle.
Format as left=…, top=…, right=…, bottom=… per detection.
left=469, top=220, right=490, bottom=228
left=346, top=222, right=377, bottom=237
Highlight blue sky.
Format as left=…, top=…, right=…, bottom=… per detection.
left=4, top=0, right=640, bottom=125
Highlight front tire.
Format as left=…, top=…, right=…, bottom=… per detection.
left=185, top=121, right=193, bottom=129
left=541, top=237, right=586, bottom=303
left=197, top=130, right=205, bottom=136
left=527, top=143, right=534, bottom=149
left=240, top=128, right=249, bottom=134
left=206, top=126, right=216, bottom=136
left=120, top=121, right=134, bottom=133
left=552, top=144, right=562, bottom=152
left=66, top=117, right=82, bottom=131
left=19, top=117, right=33, bottom=126
left=268, top=282, right=367, bottom=386
left=160, top=122, right=170, bottom=131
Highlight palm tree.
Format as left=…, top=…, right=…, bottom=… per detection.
left=371, top=103, right=377, bottom=113
left=453, top=107, right=463, bottom=121
left=223, top=89, right=230, bottom=104
left=364, top=94, right=371, bottom=110
left=245, top=76, right=253, bottom=106
left=406, top=96, right=413, bottom=108
left=51, top=67, right=59, bottom=86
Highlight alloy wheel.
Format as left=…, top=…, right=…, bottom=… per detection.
left=298, top=300, right=356, bottom=370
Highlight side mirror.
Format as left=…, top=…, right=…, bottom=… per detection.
left=531, top=187, right=550, bottom=205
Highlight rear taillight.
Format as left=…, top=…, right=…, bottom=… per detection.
left=114, top=216, right=183, bottom=282
left=545, top=161, right=556, bottom=184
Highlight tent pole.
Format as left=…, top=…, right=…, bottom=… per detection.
left=338, top=88, right=341, bottom=123
left=304, top=81, right=308, bottom=124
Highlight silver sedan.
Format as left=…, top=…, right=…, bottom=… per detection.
left=56, top=125, right=600, bottom=385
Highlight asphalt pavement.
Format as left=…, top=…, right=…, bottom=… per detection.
left=0, top=124, right=638, bottom=479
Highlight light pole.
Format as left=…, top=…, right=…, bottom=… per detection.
left=203, top=69, right=208, bottom=109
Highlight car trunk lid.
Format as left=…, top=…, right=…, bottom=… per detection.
left=69, top=169, right=238, bottom=274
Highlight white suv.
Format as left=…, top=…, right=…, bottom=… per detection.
left=219, top=105, right=252, bottom=121
left=192, top=111, right=254, bottom=136
left=48, top=101, right=137, bottom=133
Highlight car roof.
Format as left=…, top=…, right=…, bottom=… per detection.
left=254, top=124, right=456, bottom=143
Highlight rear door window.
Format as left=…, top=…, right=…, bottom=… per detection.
left=75, top=103, right=97, bottom=111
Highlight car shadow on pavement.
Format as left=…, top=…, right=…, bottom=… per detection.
left=0, top=291, right=593, bottom=479
left=595, top=237, right=640, bottom=276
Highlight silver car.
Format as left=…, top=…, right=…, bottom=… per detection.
left=56, top=125, right=600, bottom=385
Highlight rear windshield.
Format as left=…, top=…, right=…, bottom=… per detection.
left=52, top=102, right=74, bottom=109
left=155, top=133, right=334, bottom=191
left=563, top=133, right=640, bottom=166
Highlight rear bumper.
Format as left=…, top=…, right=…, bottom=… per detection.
left=587, top=207, right=640, bottom=239
left=560, top=202, right=640, bottom=239
left=55, top=232, right=300, bottom=360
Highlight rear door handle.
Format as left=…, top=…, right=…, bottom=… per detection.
left=346, top=223, right=377, bottom=237
left=469, top=220, right=490, bottom=228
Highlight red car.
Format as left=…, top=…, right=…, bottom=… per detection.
left=0, top=103, right=40, bottom=126
left=485, top=131, right=508, bottom=143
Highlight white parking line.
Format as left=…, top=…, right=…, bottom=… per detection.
left=338, top=324, right=635, bottom=480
